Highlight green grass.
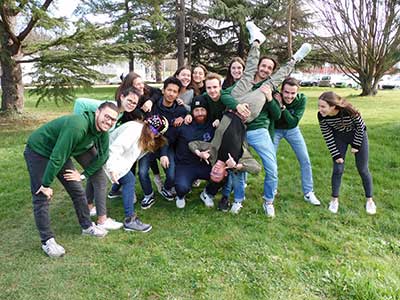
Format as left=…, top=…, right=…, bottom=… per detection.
left=0, top=87, right=399, bottom=300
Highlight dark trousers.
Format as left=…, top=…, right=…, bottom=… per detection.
left=175, top=164, right=223, bottom=198
left=331, top=132, right=373, bottom=198
left=24, top=146, right=92, bottom=243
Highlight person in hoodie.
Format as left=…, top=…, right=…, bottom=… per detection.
left=24, top=102, right=118, bottom=258
left=138, top=77, right=187, bottom=209
left=273, top=77, right=321, bottom=206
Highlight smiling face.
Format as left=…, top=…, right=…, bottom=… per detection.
left=120, top=92, right=139, bottom=112
left=192, top=67, right=206, bottom=84
left=230, top=61, right=244, bottom=81
left=281, top=84, right=298, bottom=105
left=176, top=68, right=191, bottom=88
left=205, top=78, right=221, bottom=101
left=256, top=58, right=275, bottom=81
left=132, top=77, right=145, bottom=95
left=95, top=106, right=118, bottom=132
left=162, top=83, right=180, bottom=106
left=318, top=99, right=338, bottom=117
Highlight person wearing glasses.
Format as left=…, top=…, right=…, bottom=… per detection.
left=72, top=87, right=141, bottom=231
left=24, top=102, right=119, bottom=257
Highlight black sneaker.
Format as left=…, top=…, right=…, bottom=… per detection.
left=108, top=189, right=122, bottom=199
left=124, top=215, right=152, bottom=232
left=218, top=196, right=230, bottom=212
left=141, top=194, right=155, bottom=210
left=160, top=187, right=175, bottom=201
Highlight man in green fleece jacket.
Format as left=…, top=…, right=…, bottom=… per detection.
left=273, top=77, right=321, bottom=206
left=24, top=102, right=118, bottom=257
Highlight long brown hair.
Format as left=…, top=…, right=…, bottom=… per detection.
left=223, top=57, right=245, bottom=89
left=189, top=64, right=208, bottom=96
left=319, top=91, right=360, bottom=116
left=115, top=72, right=150, bottom=101
left=139, top=123, right=167, bottom=153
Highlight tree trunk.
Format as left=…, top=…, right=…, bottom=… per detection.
left=176, top=0, right=185, bottom=68
left=154, top=59, right=162, bottom=82
left=0, top=27, right=24, bottom=113
left=360, top=79, right=377, bottom=96
left=128, top=52, right=135, bottom=72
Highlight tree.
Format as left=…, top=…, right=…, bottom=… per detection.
left=0, top=0, right=143, bottom=113
left=312, top=0, right=400, bottom=96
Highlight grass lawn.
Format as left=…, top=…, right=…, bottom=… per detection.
left=0, top=87, right=399, bottom=300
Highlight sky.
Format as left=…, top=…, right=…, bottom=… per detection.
left=52, top=0, right=78, bottom=18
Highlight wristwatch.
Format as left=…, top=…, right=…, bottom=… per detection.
left=80, top=174, right=86, bottom=181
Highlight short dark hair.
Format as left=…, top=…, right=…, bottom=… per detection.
left=163, top=76, right=182, bottom=91
left=98, top=101, right=118, bottom=112
left=258, top=56, right=278, bottom=72
left=281, top=77, right=300, bottom=90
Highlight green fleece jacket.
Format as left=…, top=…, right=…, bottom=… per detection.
left=27, top=111, right=109, bottom=187
left=221, top=81, right=281, bottom=132
left=274, top=93, right=306, bottom=129
left=198, top=90, right=237, bottom=122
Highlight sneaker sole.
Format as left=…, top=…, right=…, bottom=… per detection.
left=141, top=201, right=156, bottom=210
left=304, top=198, right=321, bottom=206
left=124, top=225, right=152, bottom=233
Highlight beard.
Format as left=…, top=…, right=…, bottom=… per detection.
left=194, top=115, right=206, bottom=124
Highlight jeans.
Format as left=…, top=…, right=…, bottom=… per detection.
left=138, top=147, right=175, bottom=195
left=175, top=164, right=221, bottom=199
left=111, top=171, right=135, bottom=217
left=273, top=126, right=314, bottom=194
left=24, top=146, right=92, bottom=243
left=75, top=147, right=108, bottom=216
left=222, top=170, right=246, bottom=202
left=246, top=128, right=278, bottom=202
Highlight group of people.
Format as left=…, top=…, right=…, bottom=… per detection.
left=24, top=22, right=376, bottom=258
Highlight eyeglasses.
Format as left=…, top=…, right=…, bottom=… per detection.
left=104, top=113, right=117, bottom=123
left=125, top=99, right=138, bottom=105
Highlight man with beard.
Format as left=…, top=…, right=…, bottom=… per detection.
left=168, top=97, right=220, bottom=209
left=273, top=77, right=321, bottom=206
left=24, top=102, right=118, bottom=257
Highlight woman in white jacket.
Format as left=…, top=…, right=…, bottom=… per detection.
left=103, top=115, right=168, bottom=232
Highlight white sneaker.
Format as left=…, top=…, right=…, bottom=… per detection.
left=304, top=192, right=321, bottom=206
left=263, top=201, right=275, bottom=218
left=292, top=43, right=312, bottom=62
left=230, top=202, right=243, bottom=214
left=89, top=206, right=96, bottom=217
left=153, top=175, right=163, bottom=194
left=366, top=200, right=376, bottom=215
left=246, top=21, right=266, bottom=45
left=328, top=199, right=339, bottom=214
left=97, top=218, right=123, bottom=230
left=176, top=196, right=186, bottom=209
left=200, top=189, right=214, bottom=208
left=82, top=222, right=108, bottom=237
left=41, top=238, right=65, bottom=258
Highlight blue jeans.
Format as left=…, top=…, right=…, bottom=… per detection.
left=222, top=170, right=246, bottom=202
left=138, top=147, right=175, bottom=196
left=246, top=128, right=278, bottom=202
left=273, top=126, right=314, bottom=194
left=112, top=171, right=135, bottom=218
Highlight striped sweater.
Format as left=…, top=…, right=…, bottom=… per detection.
left=317, top=110, right=366, bottom=160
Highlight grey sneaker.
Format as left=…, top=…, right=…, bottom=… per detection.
left=41, top=238, right=65, bottom=258
left=82, top=223, right=108, bottom=237
left=124, top=215, right=152, bottom=232
left=292, top=43, right=312, bottom=62
left=141, top=193, right=155, bottom=210
left=246, top=21, right=266, bottom=45
left=263, top=201, right=275, bottom=218
left=200, top=189, right=214, bottom=208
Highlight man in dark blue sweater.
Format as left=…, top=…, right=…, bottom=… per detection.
left=168, top=97, right=219, bottom=209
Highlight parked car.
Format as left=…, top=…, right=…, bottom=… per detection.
left=381, top=76, right=400, bottom=89
left=300, top=75, right=321, bottom=87
left=318, top=75, right=337, bottom=87
left=334, top=75, right=359, bottom=88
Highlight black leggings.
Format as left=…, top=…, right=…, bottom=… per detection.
left=331, top=132, right=373, bottom=198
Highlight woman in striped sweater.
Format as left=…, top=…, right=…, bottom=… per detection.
left=317, top=91, right=376, bottom=215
